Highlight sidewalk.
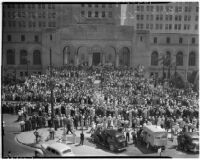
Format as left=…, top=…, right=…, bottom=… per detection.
left=16, top=127, right=91, bottom=147
left=15, top=127, right=128, bottom=156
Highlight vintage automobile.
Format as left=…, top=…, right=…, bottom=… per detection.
left=140, top=125, right=168, bottom=150
left=177, top=131, right=199, bottom=153
left=35, top=142, right=74, bottom=157
left=91, top=127, right=127, bottom=152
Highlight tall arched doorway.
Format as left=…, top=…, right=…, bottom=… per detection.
left=119, top=47, right=130, bottom=67
left=63, top=46, right=75, bottom=65
left=104, top=46, right=116, bottom=66
left=91, top=46, right=102, bottom=66
left=77, top=46, right=89, bottom=66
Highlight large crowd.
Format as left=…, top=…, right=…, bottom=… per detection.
left=2, top=66, right=199, bottom=139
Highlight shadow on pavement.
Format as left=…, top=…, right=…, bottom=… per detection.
left=168, top=145, right=177, bottom=149
left=134, top=142, right=156, bottom=154
left=67, top=143, right=74, bottom=145
left=75, top=144, right=82, bottom=147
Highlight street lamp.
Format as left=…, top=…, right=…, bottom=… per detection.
left=49, top=48, right=54, bottom=128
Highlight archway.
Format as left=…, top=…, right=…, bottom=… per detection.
left=63, top=46, right=75, bottom=65
left=119, top=47, right=130, bottom=67
left=104, top=46, right=116, bottom=66
left=77, top=46, right=89, bottom=66
left=91, top=46, right=102, bottom=66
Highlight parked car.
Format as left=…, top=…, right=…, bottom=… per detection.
left=35, top=142, right=74, bottom=157
left=177, top=131, right=199, bottom=153
left=140, top=125, right=168, bottom=150
left=91, top=127, right=127, bottom=152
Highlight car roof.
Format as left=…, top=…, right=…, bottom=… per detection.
left=143, top=125, right=166, bottom=133
left=47, top=143, right=71, bottom=153
left=184, top=132, right=199, bottom=139
left=105, top=129, right=122, bottom=136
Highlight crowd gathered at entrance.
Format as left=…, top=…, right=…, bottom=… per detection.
left=2, top=66, right=199, bottom=144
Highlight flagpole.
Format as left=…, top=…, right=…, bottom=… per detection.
left=185, top=37, right=189, bottom=86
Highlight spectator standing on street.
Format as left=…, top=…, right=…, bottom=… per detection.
left=2, top=121, right=5, bottom=136
left=7, top=151, right=12, bottom=158
left=80, top=132, right=84, bottom=145
left=34, top=128, right=40, bottom=143
left=126, top=129, right=130, bottom=143
left=19, top=120, right=25, bottom=132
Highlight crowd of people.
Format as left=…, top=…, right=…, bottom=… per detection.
left=2, top=66, right=199, bottom=143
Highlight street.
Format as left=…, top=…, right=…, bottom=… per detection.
left=2, top=114, right=35, bottom=157
left=2, top=114, right=199, bottom=158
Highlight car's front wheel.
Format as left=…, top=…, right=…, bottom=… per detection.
left=109, top=144, right=115, bottom=152
left=183, top=145, right=188, bottom=152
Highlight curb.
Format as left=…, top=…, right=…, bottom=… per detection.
left=15, top=134, right=41, bottom=150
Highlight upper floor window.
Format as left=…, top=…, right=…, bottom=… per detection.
left=166, top=37, right=170, bottom=44
left=102, top=11, right=105, bottom=18
left=192, top=37, right=195, bottom=44
left=154, top=37, right=157, bottom=44
left=95, top=11, right=98, bottom=17
left=81, top=11, right=85, bottom=17
left=20, top=50, right=28, bottom=65
left=189, top=52, right=195, bottom=66
left=108, top=11, right=112, bottom=18
left=88, top=11, right=92, bottom=17
left=7, top=35, right=12, bottom=42
left=35, top=35, right=39, bottom=42
left=179, top=37, right=183, bottom=44
left=21, top=35, right=25, bottom=42
left=33, top=50, right=41, bottom=65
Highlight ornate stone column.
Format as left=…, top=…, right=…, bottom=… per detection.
left=89, top=53, right=93, bottom=66
left=102, top=53, right=105, bottom=65
left=75, top=54, right=79, bottom=66
left=115, top=53, right=119, bottom=67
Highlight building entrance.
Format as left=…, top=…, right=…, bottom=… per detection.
left=93, top=52, right=101, bottom=66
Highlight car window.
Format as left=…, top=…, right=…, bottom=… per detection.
left=47, top=147, right=51, bottom=152
left=51, top=149, right=59, bottom=155
left=192, top=138, right=199, bottom=143
left=62, top=149, right=72, bottom=154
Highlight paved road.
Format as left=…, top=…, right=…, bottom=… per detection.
left=2, top=114, right=199, bottom=158
left=2, top=114, right=35, bottom=157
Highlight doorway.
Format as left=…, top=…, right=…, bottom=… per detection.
left=93, top=52, right=101, bottom=66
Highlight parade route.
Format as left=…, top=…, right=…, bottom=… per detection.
left=3, top=114, right=199, bottom=158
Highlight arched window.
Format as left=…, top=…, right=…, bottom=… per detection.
left=189, top=52, right=195, bottom=66
left=20, top=50, right=27, bottom=64
left=7, top=49, right=15, bottom=65
left=33, top=50, right=41, bottom=65
left=151, top=51, right=158, bottom=66
left=176, top=51, right=183, bottom=66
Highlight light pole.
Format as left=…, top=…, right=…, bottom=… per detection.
left=50, top=48, right=54, bottom=127
left=26, top=60, right=30, bottom=76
